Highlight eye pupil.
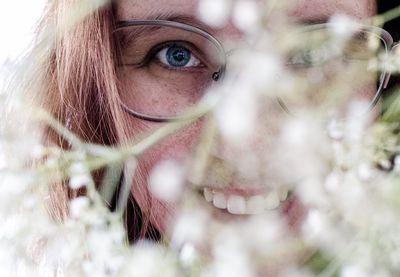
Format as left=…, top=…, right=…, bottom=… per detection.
left=166, top=45, right=191, bottom=67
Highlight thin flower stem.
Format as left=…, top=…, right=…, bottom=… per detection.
left=116, top=158, right=137, bottom=215
left=99, top=162, right=124, bottom=205
left=35, top=108, right=84, bottom=149
left=189, top=115, right=217, bottom=186
left=126, top=118, right=196, bottom=156
left=372, top=4, right=400, bottom=26
left=126, top=97, right=217, bottom=154
left=82, top=118, right=198, bottom=172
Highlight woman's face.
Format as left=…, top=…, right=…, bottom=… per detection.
left=116, top=0, right=377, bottom=233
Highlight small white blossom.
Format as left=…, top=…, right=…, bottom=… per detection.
left=198, top=0, right=230, bottom=27
left=69, top=197, right=90, bottom=219
left=324, top=172, right=342, bottom=192
left=357, top=163, right=374, bottom=182
left=149, top=160, right=185, bottom=202
left=171, top=210, right=208, bottom=248
left=68, top=161, right=91, bottom=189
left=211, top=228, right=255, bottom=277
left=31, top=144, right=46, bottom=159
left=179, top=243, right=198, bottom=267
left=121, top=243, right=177, bottom=277
left=282, top=118, right=308, bottom=145
left=394, top=156, right=400, bottom=172
left=232, top=0, right=260, bottom=32
left=215, top=85, right=257, bottom=145
left=69, top=161, right=88, bottom=175
left=329, top=14, right=359, bottom=38
left=378, top=159, right=392, bottom=171
left=69, top=174, right=91, bottom=189
left=0, top=173, right=30, bottom=196
left=341, top=265, right=371, bottom=277
left=242, top=52, right=283, bottom=90
left=328, top=120, right=344, bottom=140
left=302, top=209, right=342, bottom=251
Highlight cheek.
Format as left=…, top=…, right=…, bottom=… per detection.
left=358, top=82, right=377, bottom=100
left=128, top=119, right=204, bottom=233
left=140, top=122, right=203, bottom=170
left=119, top=70, right=206, bottom=118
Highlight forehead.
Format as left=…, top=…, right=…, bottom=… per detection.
left=116, top=0, right=376, bottom=22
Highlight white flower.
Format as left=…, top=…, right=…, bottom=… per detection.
left=121, top=243, right=177, bottom=277
left=242, top=52, right=283, bottom=90
left=394, top=156, right=400, bottom=172
left=31, top=144, right=46, bottom=159
left=69, top=174, right=91, bottom=189
left=328, top=119, right=344, bottom=140
left=329, top=14, right=359, bottom=38
left=69, top=197, right=90, bottom=219
left=179, top=243, right=198, bottom=267
left=0, top=173, right=30, bottom=196
left=198, top=0, right=230, bottom=27
left=0, top=214, right=25, bottom=240
left=324, top=171, right=342, bottom=192
left=44, top=230, right=82, bottom=268
left=215, top=84, right=257, bottom=145
left=357, top=163, right=374, bottom=182
left=68, top=161, right=91, bottom=189
left=277, top=117, right=329, bottom=181
left=170, top=210, right=208, bottom=248
left=149, top=160, right=185, bottom=202
left=232, top=0, right=260, bottom=32
left=83, top=227, right=125, bottom=276
left=341, top=264, right=371, bottom=277
left=240, top=215, right=284, bottom=251
left=302, top=209, right=334, bottom=245
left=211, top=228, right=255, bottom=277
left=344, top=100, right=372, bottom=142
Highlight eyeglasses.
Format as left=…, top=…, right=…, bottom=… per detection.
left=114, top=20, right=394, bottom=122
left=114, top=20, right=226, bottom=122
left=280, top=23, right=393, bottom=118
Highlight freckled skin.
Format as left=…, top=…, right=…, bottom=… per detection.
left=116, top=0, right=199, bottom=20
left=291, top=0, right=376, bottom=20
left=116, top=0, right=376, bottom=234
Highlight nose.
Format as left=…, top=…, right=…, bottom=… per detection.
left=201, top=93, right=288, bottom=189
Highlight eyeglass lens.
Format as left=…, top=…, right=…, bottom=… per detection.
left=115, top=23, right=389, bottom=120
left=281, top=26, right=388, bottom=117
left=115, top=24, right=223, bottom=119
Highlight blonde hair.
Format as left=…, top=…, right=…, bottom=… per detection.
left=23, top=0, right=158, bottom=241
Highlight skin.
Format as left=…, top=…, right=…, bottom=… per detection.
left=115, top=0, right=377, bottom=233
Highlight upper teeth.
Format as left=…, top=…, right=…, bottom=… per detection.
left=203, top=187, right=288, bottom=215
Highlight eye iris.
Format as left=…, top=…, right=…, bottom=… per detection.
left=166, top=45, right=191, bottom=67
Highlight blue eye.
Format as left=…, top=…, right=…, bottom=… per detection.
left=156, top=44, right=201, bottom=68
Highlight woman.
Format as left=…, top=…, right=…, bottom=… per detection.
left=28, top=0, right=398, bottom=243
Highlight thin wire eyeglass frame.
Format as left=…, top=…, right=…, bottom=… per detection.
left=115, top=19, right=227, bottom=122
left=278, top=23, right=394, bottom=117
left=115, top=20, right=396, bottom=122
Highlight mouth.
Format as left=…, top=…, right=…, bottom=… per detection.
left=200, top=186, right=289, bottom=215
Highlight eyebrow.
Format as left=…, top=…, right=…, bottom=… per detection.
left=292, top=16, right=330, bottom=26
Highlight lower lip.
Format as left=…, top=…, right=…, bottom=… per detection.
left=202, top=186, right=289, bottom=215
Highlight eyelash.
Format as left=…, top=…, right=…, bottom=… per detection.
left=140, top=41, right=205, bottom=70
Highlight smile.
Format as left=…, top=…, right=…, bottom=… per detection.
left=201, top=186, right=289, bottom=215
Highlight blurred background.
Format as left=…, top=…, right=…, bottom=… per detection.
left=0, top=1, right=46, bottom=88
